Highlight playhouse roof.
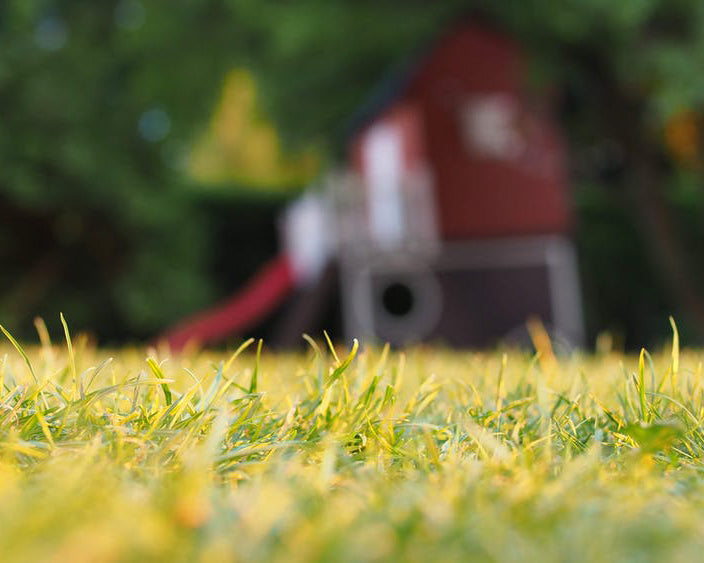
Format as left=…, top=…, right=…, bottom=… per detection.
left=344, top=19, right=511, bottom=141
left=344, top=54, right=421, bottom=140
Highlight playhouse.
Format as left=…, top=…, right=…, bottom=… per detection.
left=331, top=22, right=583, bottom=347
left=161, top=21, right=583, bottom=350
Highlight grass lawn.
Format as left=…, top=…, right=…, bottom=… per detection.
left=0, top=320, right=703, bottom=561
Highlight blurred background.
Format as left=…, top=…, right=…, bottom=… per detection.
left=3, top=0, right=704, bottom=349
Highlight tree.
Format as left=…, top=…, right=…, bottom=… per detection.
left=0, top=1, right=244, bottom=339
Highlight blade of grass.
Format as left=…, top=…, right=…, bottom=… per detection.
left=147, top=357, right=172, bottom=406
left=60, top=313, right=78, bottom=399
left=33, top=317, right=54, bottom=365
left=84, top=357, right=113, bottom=394
left=303, top=334, right=324, bottom=392
left=250, top=339, right=263, bottom=394
left=35, top=410, right=55, bottom=448
left=326, top=339, right=359, bottom=388
left=323, top=331, right=340, bottom=365
left=0, top=323, right=38, bottom=384
left=224, top=338, right=256, bottom=373
left=670, top=316, right=680, bottom=394
left=638, top=348, right=648, bottom=422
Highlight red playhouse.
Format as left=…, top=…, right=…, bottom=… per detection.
left=161, top=21, right=584, bottom=350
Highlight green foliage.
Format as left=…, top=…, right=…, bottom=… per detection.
left=231, top=0, right=466, bottom=150
left=233, top=0, right=704, bottom=146
left=0, top=1, right=247, bottom=339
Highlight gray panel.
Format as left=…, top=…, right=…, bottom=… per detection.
left=340, top=236, right=584, bottom=348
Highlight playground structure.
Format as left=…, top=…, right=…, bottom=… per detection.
left=160, top=21, right=584, bottom=350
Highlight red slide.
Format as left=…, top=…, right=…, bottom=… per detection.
left=159, top=254, right=296, bottom=351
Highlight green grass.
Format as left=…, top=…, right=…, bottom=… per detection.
left=1, top=321, right=704, bottom=561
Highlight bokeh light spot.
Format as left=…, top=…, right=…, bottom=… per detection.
left=138, top=108, right=171, bottom=143
left=35, top=17, right=68, bottom=52
left=114, top=1, right=145, bottom=31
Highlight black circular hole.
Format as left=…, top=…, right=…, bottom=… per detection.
left=381, top=282, right=415, bottom=317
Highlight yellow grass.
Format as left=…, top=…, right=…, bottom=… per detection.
left=0, top=323, right=703, bottom=561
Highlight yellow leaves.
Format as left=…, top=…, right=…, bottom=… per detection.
left=664, top=109, right=701, bottom=166
left=188, top=68, right=321, bottom=191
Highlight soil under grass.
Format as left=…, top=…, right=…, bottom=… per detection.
left=0, top=325, right=703, bottom=561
